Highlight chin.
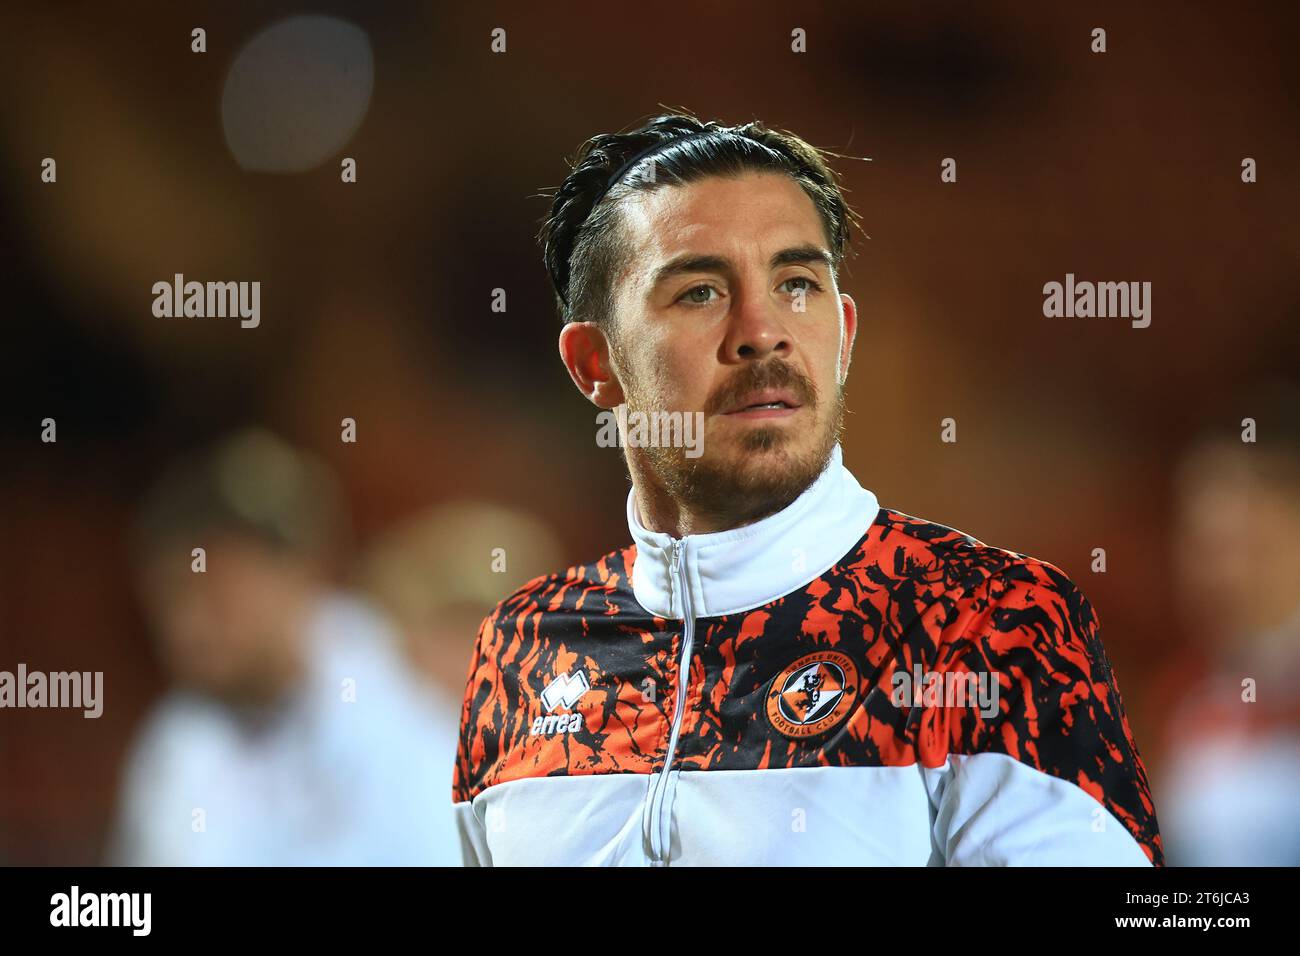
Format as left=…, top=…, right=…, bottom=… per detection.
left=721, top=424, right=807, bottom=461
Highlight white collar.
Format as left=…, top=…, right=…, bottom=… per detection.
left=626, top=444, right=880, bottom=619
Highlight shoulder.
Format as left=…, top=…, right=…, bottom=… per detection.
left=888, top=515, right=1140, bottom=797
left=948, top=552, right=1101, bottom=665
left=119, top=688, right=232, bottom=787
left=861, top=507, right=1091, bottom=618
left=878, top=515, right=1163, bottom=863
left=869, top=507, right=1028, bottom=583
left=857, top=507, right=1104, bottom=683
left=474, top=544, right=639, bottom=639
left=459, top=543, right=639, bottom=698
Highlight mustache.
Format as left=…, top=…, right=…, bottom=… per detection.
left=703, top=359, right=819, bottom=415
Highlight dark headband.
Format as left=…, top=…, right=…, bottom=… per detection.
left=587, top=132, right=700, bottom=211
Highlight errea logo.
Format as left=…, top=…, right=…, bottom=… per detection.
left=531, top=669, right=590, bottom=736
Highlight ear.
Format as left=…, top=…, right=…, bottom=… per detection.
left=558, top=322, right=625, bottom=409
left=836, top=292, right=858, bottom=385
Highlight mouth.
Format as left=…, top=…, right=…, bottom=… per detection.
left=721, top=389, right=804, bottom=419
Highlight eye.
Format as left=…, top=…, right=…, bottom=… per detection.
left=677, top=284, right=721, bottom=307
left=780, top=276, right=823, bottom=295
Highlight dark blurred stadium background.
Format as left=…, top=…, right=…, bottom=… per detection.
left=1, top=1, right=1298, bottom=864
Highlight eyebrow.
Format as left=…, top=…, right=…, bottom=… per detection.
left=649, top=244, right=834, bottom=288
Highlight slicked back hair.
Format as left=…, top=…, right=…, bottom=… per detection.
left=538, top=112, right=861, bottom=332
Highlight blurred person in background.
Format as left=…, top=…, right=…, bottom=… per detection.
left=109, top=428, right=460, bottom=865
left=1158, top=380, right=1300, bottom=865
left=356, top=501, right=565, bottom=700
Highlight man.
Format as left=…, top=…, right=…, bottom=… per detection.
left=112, top=428, right=461, bottom=865
left=452, top=113, right=1163, bottom=866
left=1156, top=381, right=1300, bottom=865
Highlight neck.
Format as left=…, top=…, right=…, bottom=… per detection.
left=627, top=452, right=823, bottom=538
left=628, top=464, right=756, bottom=538
left=624, top=443, right=880, bottom=618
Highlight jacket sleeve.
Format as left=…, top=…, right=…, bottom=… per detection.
left=919, top=560, right=1165, bottom=866
left=451, top=609, right=497, bottom=867
left=453, top=800, right=492, bottom=867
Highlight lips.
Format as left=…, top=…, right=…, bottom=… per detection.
left=722, top=388, right=803, bottom=415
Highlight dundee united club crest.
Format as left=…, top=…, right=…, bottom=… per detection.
left=765, top=651, right=862, bottom=739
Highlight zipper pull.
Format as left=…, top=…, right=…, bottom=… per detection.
left=669, top=540, right=684, bottom=617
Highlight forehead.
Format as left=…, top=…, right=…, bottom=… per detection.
left=616, top=171, right=827, bottom=273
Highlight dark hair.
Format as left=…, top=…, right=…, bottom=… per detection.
left=538, top=111, right=862, bottom=328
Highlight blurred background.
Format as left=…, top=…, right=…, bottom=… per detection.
left=1, top=1, right=1297, bottom=865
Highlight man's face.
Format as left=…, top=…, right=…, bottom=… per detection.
left=139, top=533, right=312, bottom=701
left=603, top=171, right=856, bottom=525
left=1173, top=441, right=1300, bottom=644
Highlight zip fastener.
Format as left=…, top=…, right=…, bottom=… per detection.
left=648, top=538, right=696, bottom=864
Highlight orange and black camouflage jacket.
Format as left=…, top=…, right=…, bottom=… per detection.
left=452, top=445, right=1164, bottom=866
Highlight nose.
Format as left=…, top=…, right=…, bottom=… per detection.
left=720, top=286, right=794, bottom=363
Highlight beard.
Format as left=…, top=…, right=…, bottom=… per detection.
left=621, top=355, right=846, bottom=530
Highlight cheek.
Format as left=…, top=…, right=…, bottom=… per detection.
left=664, top=350, right=719, bottom=409
left=816, top=313, right=847, bottom=364
left=629, top=336, right=710, bottom=407
left=800, top=326, right=842, bottom=388
left=825, top=318, right=851, bottom=379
